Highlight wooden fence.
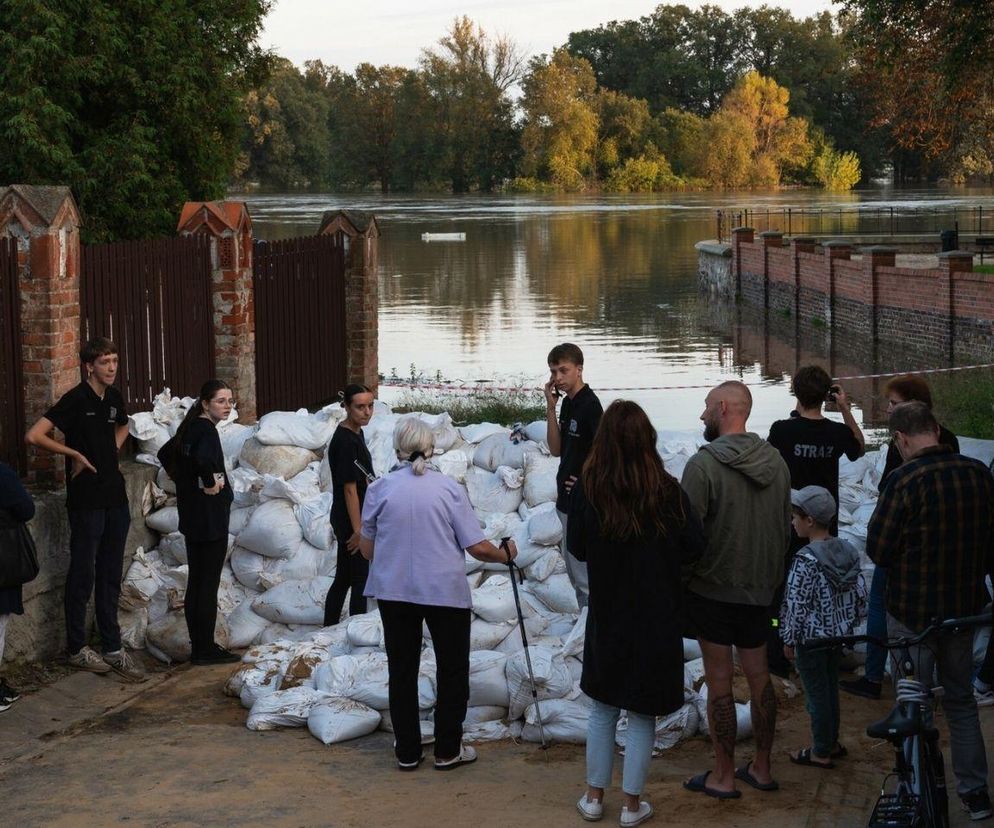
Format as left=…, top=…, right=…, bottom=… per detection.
left=80, top=235, right=215, bottom=413
left=0, top=237, right=26, bottom=474
left=253, top=234, right=347, bottom=415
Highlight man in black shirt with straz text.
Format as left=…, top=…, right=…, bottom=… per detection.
left=26, top=338, right=144, bottom=681
left=545, top=343, right=602, bottom=610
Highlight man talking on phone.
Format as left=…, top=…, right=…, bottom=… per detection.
left=545, top=343, right=602, bottom=609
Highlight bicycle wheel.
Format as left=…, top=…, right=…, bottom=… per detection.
left=917, top=735, right=949, bottom=828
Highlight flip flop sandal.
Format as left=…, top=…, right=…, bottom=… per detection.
left=789, top=748, right=835, bottom=769
left=735, top=762, right=780, bottom=791
left=683, top=771, right=742, bottom=799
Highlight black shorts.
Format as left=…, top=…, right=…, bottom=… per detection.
left=685, top=590, right=770, bottom=649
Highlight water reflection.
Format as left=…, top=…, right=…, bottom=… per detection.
left=247, top=190, right=993, bottom=437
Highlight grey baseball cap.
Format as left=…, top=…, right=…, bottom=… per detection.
left=790, top=485, right=837, bottom=525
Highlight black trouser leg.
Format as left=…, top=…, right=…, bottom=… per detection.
left=185, top=536, right=228, bottom=657
left=379, top=599, right=425, bottom=764
left=93, top=505, right=130, bottom=653
left=424, top=604, right=471, bottom=760
left=324, top=527, right=361, bottom=625
left=347, top=552, right=369, bottom=617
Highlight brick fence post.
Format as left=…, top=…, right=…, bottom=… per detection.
left=177, top=201, right=256, bottom=422
left=0, top=185, right=81, bottom=486
left=731, top=227, right=754, bottom=297
left=822, top=240, right=852, bottom=328
left=938, top=250, right=973, bottom=360
left=318, top=211, right=380, bottom=393
left=863, top=246, right=896, bottom=348
left=758, top=230, right=783, bottom=309
left=790, top=236, right=816, bottom=319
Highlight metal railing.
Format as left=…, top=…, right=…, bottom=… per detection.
left=715, top=204, right=994, bottom=242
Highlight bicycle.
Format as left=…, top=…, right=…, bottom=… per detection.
left=805, top=612, right=992, bottom=827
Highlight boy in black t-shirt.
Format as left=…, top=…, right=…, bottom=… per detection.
left=765, top=365, right=864, bottom=675
left=545, top=343, right=603, bottom=609
left=26, top=338, right=143, bottom=681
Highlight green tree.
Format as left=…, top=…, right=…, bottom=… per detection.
left=520, top=50, right=600, bottom=190
left=658, top=108, right=707, bottom=177
left=810, top=146, right=862, bottom=190
left=0, top=0, right=272, bottom=241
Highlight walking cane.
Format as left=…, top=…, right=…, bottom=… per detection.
left=501, top=538, right=549, bottom=751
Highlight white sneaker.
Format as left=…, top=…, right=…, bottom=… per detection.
left=434, top=744, right=477, bottom=770
left=577, top=795, right=604, bottom=822
left=620, top=801, right=653, bottom=827
left=974, top=687, right=994, bottom=708
left=68, top=646, right=111, bottom=674
left=103, top=649, right=146, bottom=682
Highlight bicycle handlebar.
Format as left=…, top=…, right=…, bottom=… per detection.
left=802, top=612, right=992, bottom=651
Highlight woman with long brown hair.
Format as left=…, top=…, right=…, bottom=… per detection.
left=568, top=400, right=705, bottom=827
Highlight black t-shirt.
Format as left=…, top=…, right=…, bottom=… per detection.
left=328, top=424, right=372, bottom=534
left=175, top=417, right=232, bottom=542
left=556, top=385, right=603, bottom=512
left=767, top=415, right=862, bottom=509
left=879, top=424, right=959, bottom=493
left=45, top=382, right=129, bottom=510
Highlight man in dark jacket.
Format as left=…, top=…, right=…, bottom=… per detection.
left=681, top=381, right=791, bottom=799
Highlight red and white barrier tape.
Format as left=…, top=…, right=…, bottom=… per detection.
left=379, top=362, right=994, bottom=395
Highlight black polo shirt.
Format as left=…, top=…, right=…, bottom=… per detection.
left=328, top=424, right=373, bottom=535
left=45, top=382, right=129, bottom=510
left=556, top=384, right=603, bottom=512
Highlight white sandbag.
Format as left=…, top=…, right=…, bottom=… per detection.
left=376, top=708, right=434, bottom=735
left=465, top=466, right=524, bottom=514
left=256, top=409, right=338, bottom=450
left=258, top=624, right=321, bottom=644
left=120, top=549, right=164, bottom=609
left=147, top=566, right=188, bottom=623
left=119, top=606, right=149, bottom=649
left=436, top=449, right=470, bottom=483
left=561, top=607, right=587, bottom=659
left=683, top=638, right=703, bottom=661
left=478, top=511, right=525, bottom=545
left=218, top=422, right=255, bottom=470
left=252, top=576, right=333, bottom=626
left=493, top=524, right=551, bottom=571
left=522, top=452, right=559, bottom=507
left=655, top=703, right=700, bottom=750
left=230, top=546, right=269, bottom=591
left=523, top=571, right=579, bottom=614
left=464, top=720, right=514, bottom=743
left=240, top=437, right=318, bottom=478
left=521, top=694, right=592, bottom=743
left=683, top=658, right=706, bottom=690
left=240, top=663, right=286, bottom=709
left=346, top=612, right=384, bottom=648
left=472, top=575, right=518, bottom=624
left=470, top=617, right=516, bottom=650
left=146, top=505, right=180, bottom=534
left=218, top=565, right=254, bottom=615
left=129, top=411, right=171, bottom=454
left=524, top=549, right=565, bottom=583
left=237, top=499, right=303, bottom=559
left=523, top=420, right=547, bottom=444
left=156, top=465, right=176, bottom=495
left=468, top=650, right=510, bottom=707
left=418, top=412, right=458, bottom=452
left=260, top=540, right=336, bottom=590
left=528, top=506, right=563, bottom=545
left=695, top=683, right=753, bottom=740
left=228, top=506, right=253, bottom=537
left=158, top=532, right=188, bottom=566
left=228, top=467, right=262, bottom=507
left=294, top=492, right=334, bottom=550
left=465, top=705, right=508, bottom=724
left=278, top=639, right=333, bottom=689
left=474, top=433, right=528, bottom=471
left=308, top=697, right=381, bottom=744
left=227, top=598, right=272, bottom=648
left=241, top=641, right=295, bottom=664
left=146, top=610, right=192, bottom=663
left=341, top=652, right=391, bottom=709
left=246, top=686, right=325, bottom=731
left=312, top=654, right=360, bottom=696
left=506, top=645, right=574, bottom=719
left=459, top=422, right=509, bottom=444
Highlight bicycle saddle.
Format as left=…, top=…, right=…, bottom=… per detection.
left=866, top=702, right=923, bottom=740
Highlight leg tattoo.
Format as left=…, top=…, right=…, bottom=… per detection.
left=752, top=679, right=777, bottom=753
left=710, top=692, right=737, bottom=761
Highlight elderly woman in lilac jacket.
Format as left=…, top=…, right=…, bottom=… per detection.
left=360, top=417, right=516, bottom=772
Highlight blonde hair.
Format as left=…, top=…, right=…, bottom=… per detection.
left=393, top=417, right=434, bottom=475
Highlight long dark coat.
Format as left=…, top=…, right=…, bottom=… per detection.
left=567, top=480, right=705, bottom=716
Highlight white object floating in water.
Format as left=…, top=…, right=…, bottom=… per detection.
left=421, top=232, right=466, bottom=242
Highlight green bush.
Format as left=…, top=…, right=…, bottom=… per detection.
left=811, top=147, right=862, bottom=190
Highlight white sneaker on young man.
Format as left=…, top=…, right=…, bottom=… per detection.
left=620, top=801, right=653, bottom=827
left=68, top=646, right=111, bottom=674
left=433, top=744, right=477, bottom=770
left=103, top=649, right=146, bottom=682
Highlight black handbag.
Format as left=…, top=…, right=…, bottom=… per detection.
left=0, top=509, right=39, bottom=589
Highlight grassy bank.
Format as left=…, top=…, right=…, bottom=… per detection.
left=391, top=386, right=546, bottom=426
left=930, top=371, right=994, bottom=440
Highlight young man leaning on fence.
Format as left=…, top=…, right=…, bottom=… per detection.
left=25, top=337, right=144, bottom=681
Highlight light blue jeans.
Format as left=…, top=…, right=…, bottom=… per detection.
left=586, top=700, right=655, bottom=795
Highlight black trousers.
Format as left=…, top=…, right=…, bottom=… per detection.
left=323, top=526, right=369, bottom=626
left=66, top=505, right=130, bottom=655
left=184, top=536, right=227, bottom=657
left=379, top=599, right=471, bottom=764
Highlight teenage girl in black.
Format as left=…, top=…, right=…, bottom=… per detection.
left=323, top=384, right=375, bottom=625
left=166, top=380, right=238, bottom=664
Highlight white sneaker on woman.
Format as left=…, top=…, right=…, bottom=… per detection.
left=620, top=801, right=653, bottom=827
left=576, top=794, right=604, bottom=821
left=434, top=744, right=477, bottom=770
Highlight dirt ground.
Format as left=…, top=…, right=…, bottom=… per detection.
left=2, top=661, right=992, bottom=828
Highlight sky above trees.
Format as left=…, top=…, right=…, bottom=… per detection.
left=259, top=0, right=833, bottom=73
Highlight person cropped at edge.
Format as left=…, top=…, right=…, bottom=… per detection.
left=360, top=417, right=517, bottom=773
left=545, top=342, right=602, bottom=610
left=0, top=461, right=35, bottom=711
left=866, top=401, right=993, bottom=822
left=323, top=384, right=375, bottom=626
left=766, top=365, right=864, bottom=678
left=25, top=337, right=144, bottom=681
left=164, top=380, right=238, bottom=665
left=842, top=374, right=959, bottom=701
left=680, top=381, right=791, bottom=799
left=568, top=400, right=705, bottom=827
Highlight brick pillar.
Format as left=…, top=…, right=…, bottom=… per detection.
left=822, top=241, right=852, bottom=327
left=758, top=231, right=782, bottom=309
left=0, top=185, right=81, bottom=485
left=863, top=246, right=896, bottom=347
left=177, top=201, right=256, bottom=422
left=938, top=251, right=972, bottom=360
left=731, top=227, right=754, bottom=297
left=790, top=236, right=816, bottom=320
left=318, top=210, right=380, bottom=393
